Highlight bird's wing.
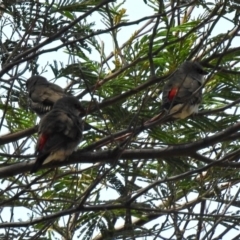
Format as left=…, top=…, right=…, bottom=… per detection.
left=36, top=110, right=83, bottom=155
left=28, top=99, right=52, bottom=116
left=162, top=74, right=202, bottom=108
left=30, top=83, right=65, bottom=104
left=175, top=75, right=202, bottom=104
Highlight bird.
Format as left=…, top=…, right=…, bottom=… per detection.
left=161, top=61, right=208, bottom=119
left=31, top=96, right=84, bottom=173
left=26, top=76, right=67, bottom=118
left=25, top=75, right=108, bottom=134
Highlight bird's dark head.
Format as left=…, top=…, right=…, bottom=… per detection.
left=54, top=96, right=85, bottom=116
left=182, top=61, right=208, bottom=76
left=26, top=76, right=48, bottom=91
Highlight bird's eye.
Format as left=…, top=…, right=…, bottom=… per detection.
left=74, top=103, right=84, bottom=112
left=196, top=67, right=208, bottom=75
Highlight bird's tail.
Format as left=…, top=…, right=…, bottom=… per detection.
left=30, top=153, right=50, bottom=173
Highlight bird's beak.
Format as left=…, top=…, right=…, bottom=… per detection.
left=202, top=70, right=208, bottom=75
left=78, top=106, right=86, bottom=117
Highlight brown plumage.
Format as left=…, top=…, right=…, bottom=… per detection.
left=162, top=61, right=208, bottom=119
left=31, top=96, right=84, bottom=173
left=26, top=76, right=67, bottom=118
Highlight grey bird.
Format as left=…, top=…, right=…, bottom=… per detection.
left=161, top=61, right=208, bottom=119
left=31, top=96, right=84, bottom=173
left=26, top=76, right=66, bottom=118
left=26, top=75, right=105, bottom=134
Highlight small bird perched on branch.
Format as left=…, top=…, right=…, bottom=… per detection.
left=146, top=61, right=208, bottom=125
left=26, top=76, right=67, bottom=118
left=31, top=96, right=84, bottom=173
left=161, top=61, right=208, bottom=119
left=25, top=75, right=108, bottom=135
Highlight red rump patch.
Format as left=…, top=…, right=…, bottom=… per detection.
left=38, top=134, right=48, bottom=151
left=168, top=87, right=178, bottom=100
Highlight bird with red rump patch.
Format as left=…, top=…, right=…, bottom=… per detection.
left=161, top=61, right=208, bottom=119
left=31, top=96, right=84, bottom=173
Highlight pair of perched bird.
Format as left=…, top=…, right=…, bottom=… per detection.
left=26, top=76, right=85, bottom=173
left=26, top=61, right=207, bottom=173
